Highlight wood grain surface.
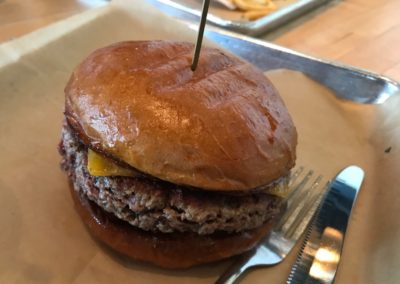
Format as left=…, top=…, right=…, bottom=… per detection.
left=0, top=0, right=106, bottom=42
left=268, top=0, right=400, bottom=81
left=0, top=0, right=399, bottom=80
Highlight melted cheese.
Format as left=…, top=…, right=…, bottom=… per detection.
left=87, top=149, right=139, bottom=177
left=87, top=150, right=289, bottom=198
left=266, top=181, right=289, bottom=198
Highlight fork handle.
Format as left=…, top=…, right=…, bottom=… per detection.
left=214, top=255, right=253, bottom=284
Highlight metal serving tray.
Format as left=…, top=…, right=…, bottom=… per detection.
left=150, top=0, right=332, bottom=36
left=199, top=25, right=400, bottom=103
left=150, top=1, right=400, bottom=103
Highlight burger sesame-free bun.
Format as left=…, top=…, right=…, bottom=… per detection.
left=65, top=40, right=297, bottom=191
left=70, top=184, right=282, bottom=268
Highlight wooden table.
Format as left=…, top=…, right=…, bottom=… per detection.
left=268, top=0, right=400, bottom=81
left=1, top=0, right=400, bottom=81
left=0, top=0, right=107, bottom=42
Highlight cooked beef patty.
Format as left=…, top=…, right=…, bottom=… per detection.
left=60, top=125, right=285, bottom=235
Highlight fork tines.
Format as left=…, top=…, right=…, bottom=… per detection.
left=214, top=166, right=329, bottom=284
left=276, top=167, right=328, bottom=241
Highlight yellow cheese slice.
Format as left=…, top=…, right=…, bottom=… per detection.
left=87, top=149, right=139, bottom=177
left=87, top=150, right=289, bottom=198
left=266, top=181, right=289, bottom=198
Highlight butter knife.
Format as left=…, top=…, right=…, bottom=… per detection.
left=286, top=165, right=365, bottom=284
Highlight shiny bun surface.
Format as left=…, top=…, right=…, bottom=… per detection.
left=65, top=40, right=297, bottom=191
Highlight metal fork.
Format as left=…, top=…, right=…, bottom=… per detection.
left=215, top=167, right=328, bottom=284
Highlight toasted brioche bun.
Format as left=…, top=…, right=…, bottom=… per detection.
left=69, top=184, right=283, bottom=268
left=65, top=40, right=297, bottom=191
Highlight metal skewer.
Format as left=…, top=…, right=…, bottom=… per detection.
left=191, top=0, right=211, bottom=71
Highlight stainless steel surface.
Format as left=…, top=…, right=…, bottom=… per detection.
left=191, top=0, right=210, bottom=70
left=215, top=168, right=327, bottom=284
left=150, top=1, right=400, bottom=103
left=151, top=0, right=332, bottom=36
left=201, top=26, right=400, bottom=103
left=149, top=0, right=400, bottom=103
left=286, top=166, right=365, bottom=284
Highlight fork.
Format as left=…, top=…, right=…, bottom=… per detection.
left=215, top=167, right=328, bottom=284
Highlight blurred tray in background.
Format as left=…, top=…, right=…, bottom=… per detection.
left=150, top=0, right=332, bottom=35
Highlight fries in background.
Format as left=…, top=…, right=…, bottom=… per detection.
left=215, top=0, right=277, bottom=20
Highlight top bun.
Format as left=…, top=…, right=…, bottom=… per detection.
left=65, top=41, right=297, bottom=191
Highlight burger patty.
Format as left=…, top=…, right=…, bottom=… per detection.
left=60, top=125, right=285, bottom=235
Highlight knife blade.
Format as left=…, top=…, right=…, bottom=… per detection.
left=286, top=165, right=365, bottom=284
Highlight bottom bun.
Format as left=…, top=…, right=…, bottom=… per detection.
left=70, top=184, right=283, bottom=268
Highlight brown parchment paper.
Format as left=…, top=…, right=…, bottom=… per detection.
left=0, top=1, right=399, bottom=283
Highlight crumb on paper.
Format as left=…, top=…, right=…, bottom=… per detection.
left=384, top=146, right=392, bottom=154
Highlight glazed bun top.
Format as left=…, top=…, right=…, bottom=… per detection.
left=64, top=40, right=297, bottom=191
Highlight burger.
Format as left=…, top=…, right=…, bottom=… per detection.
left=59, top=40, right=297, bottom=268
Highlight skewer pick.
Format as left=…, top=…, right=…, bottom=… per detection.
left=191, top=0, right=211, bottom=71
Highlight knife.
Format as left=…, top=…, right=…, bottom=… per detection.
left=286, top=165, right=365, bottom=284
